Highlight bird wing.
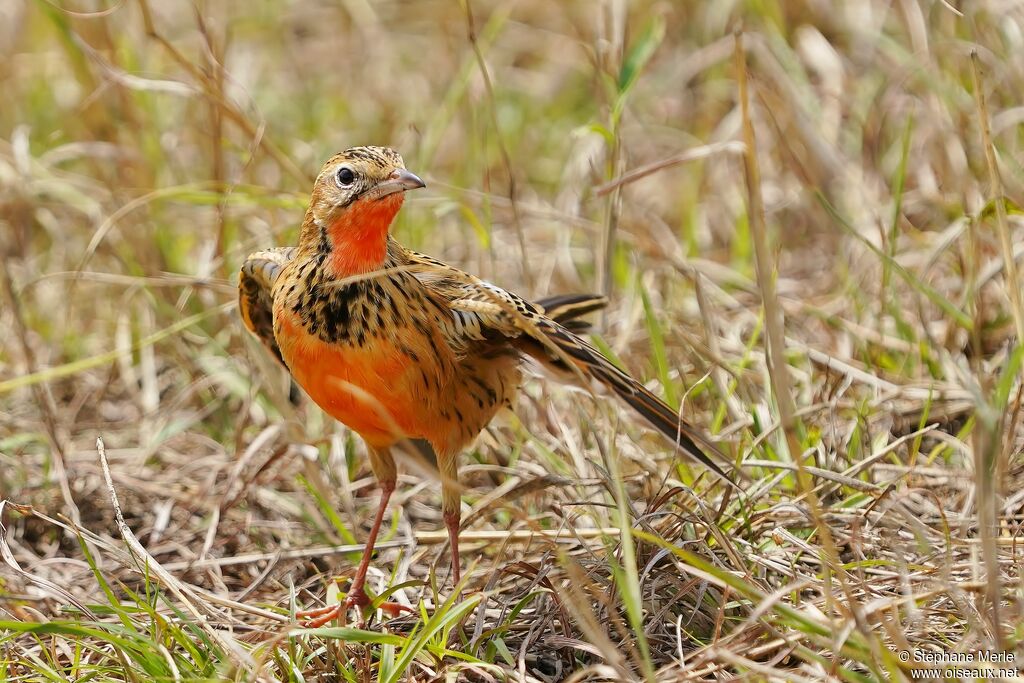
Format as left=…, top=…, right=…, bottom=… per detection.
left=239, top=246, right=298, bottom=366
left=404, top=249, right=732, bottom=483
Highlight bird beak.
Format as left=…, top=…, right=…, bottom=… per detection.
left=368, top=168, right=426, bottom=200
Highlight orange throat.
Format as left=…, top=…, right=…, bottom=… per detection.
left=325, top=193, right=404, bottom=275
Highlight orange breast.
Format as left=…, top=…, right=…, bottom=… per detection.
left=276, top=313, right=425, bottom=448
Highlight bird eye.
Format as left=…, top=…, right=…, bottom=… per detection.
left=336, top=167, right=355, bottom=186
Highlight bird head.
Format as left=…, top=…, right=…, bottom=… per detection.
left=308, top=146, right=425, bottom=227
left=301, top=146, right=425, bottom=272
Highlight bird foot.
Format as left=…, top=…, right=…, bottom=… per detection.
left=297, top=590, right=413, bottom=628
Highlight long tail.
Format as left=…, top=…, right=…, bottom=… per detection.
left=521, top=308, right=733, bottom=485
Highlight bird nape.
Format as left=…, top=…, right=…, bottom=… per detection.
left=239, top=145, right=733, bottom=627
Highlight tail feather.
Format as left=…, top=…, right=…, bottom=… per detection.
left=585, top=355, right=730, bottom=481
left=528, top=317, right=733, bottom=485
left=534, top=293, right=608, bottom=333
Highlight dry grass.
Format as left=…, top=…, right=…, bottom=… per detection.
left=2, top=1, right=1023, bottom=681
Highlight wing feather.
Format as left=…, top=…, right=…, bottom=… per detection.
left=403, top=248, right=731, bottom=483
left=239, top=246, right=297, bottom=366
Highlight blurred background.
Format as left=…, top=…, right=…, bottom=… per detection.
left=2, top=0, right=1022, bottom=680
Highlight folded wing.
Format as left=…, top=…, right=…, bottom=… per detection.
left=404, top=251, right=732, bottom=483
left=239, top=246, right=298, bottom=367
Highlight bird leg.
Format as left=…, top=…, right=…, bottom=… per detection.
left=439, top=451, right=463, bottom=587
left=297, top=479, right=410, bottom=627
left=444, top=509, right=462, bottom=585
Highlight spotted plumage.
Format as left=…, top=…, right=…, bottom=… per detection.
left=238, top=146, right=731, bottom=625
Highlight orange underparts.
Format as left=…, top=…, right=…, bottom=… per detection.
left=280, top=194, right=419, bottom=447
left=327, top=193, right=404, bottom=275
left=279, top=314, right=418, bottom=448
